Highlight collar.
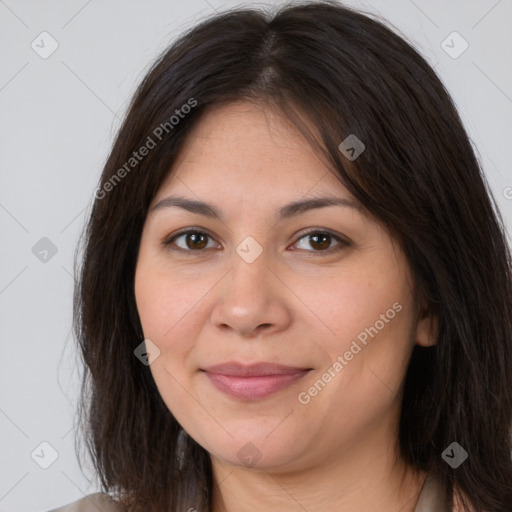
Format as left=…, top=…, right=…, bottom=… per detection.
left=413, top=474, right=451, bottom=511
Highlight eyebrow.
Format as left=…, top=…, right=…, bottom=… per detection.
left=150, top=195, right=360, bottom=222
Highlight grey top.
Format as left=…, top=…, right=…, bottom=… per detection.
left=47, top=492, right=123, bottom=512
left=414, top=474, right=451, bottom=512
left=47, top=474, right=451, bottom=512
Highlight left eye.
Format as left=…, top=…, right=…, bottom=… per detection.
left=292, top=230, right=346, bottom=253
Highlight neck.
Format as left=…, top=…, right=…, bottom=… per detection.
left=210, top=433, right=427, bottom=512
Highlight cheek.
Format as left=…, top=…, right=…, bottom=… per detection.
left=135, top=254, right=203, bottom=342
left=293, top=260, right=412, bottom=348
left=134, top=253, right=215, bottom=394
left=135, top=262, right=202, bottom=421
left=298, top=261, right=416, bottom=409
left=134, top=268, right=168, bottom=340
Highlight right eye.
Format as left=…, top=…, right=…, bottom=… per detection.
left=162, top=229, right=221, bottom=254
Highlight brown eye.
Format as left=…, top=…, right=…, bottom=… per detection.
left=165, top=230, right=218, bottom=252
left=183, top=232, right=209, bottom=250
left=292, top=230, right=349, bottom=255
left=306, top=233, right=332, bottom=251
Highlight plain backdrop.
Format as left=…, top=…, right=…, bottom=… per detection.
left=0, top=0, right=511, bottom=510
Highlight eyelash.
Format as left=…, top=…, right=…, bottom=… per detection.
left=161, top=228, right=350, bottom=257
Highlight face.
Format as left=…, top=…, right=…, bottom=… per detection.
left=134, top=100, right=434, bottom=473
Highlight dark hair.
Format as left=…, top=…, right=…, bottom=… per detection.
left=74, top=1, right=512, bottom=510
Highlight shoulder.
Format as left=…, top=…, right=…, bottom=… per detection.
left=47, top=492, right=126, bottom=512
left=418, top=477, right=478, bottom=512
left=414, top=473, right=451, bottom=511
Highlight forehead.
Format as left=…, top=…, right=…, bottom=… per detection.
left=154, top=100, right=350, bottom=201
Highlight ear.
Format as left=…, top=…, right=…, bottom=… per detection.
left=414, top=303, right=438, bottom=347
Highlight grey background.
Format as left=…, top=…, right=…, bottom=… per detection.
left=0, top=0, right=511, bottom=510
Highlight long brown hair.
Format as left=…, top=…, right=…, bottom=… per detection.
left=74, top=1, right=512, bottom=510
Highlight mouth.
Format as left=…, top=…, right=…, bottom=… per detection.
left=200, top=362, right=312, bottom=400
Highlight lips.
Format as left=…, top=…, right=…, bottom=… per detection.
left=202, top=361, right=311, bottom=376
left=200, top=362, right=312, bottom=400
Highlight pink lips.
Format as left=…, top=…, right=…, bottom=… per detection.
left=201, top=362, right=311, bottom=400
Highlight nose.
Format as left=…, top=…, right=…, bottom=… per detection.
left=210, top=247, right=292, bottom=339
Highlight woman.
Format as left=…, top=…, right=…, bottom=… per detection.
left=50, top=1, right=512, bottom=511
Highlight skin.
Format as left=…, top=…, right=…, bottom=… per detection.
left=134, top=100, right=438, bottom=512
